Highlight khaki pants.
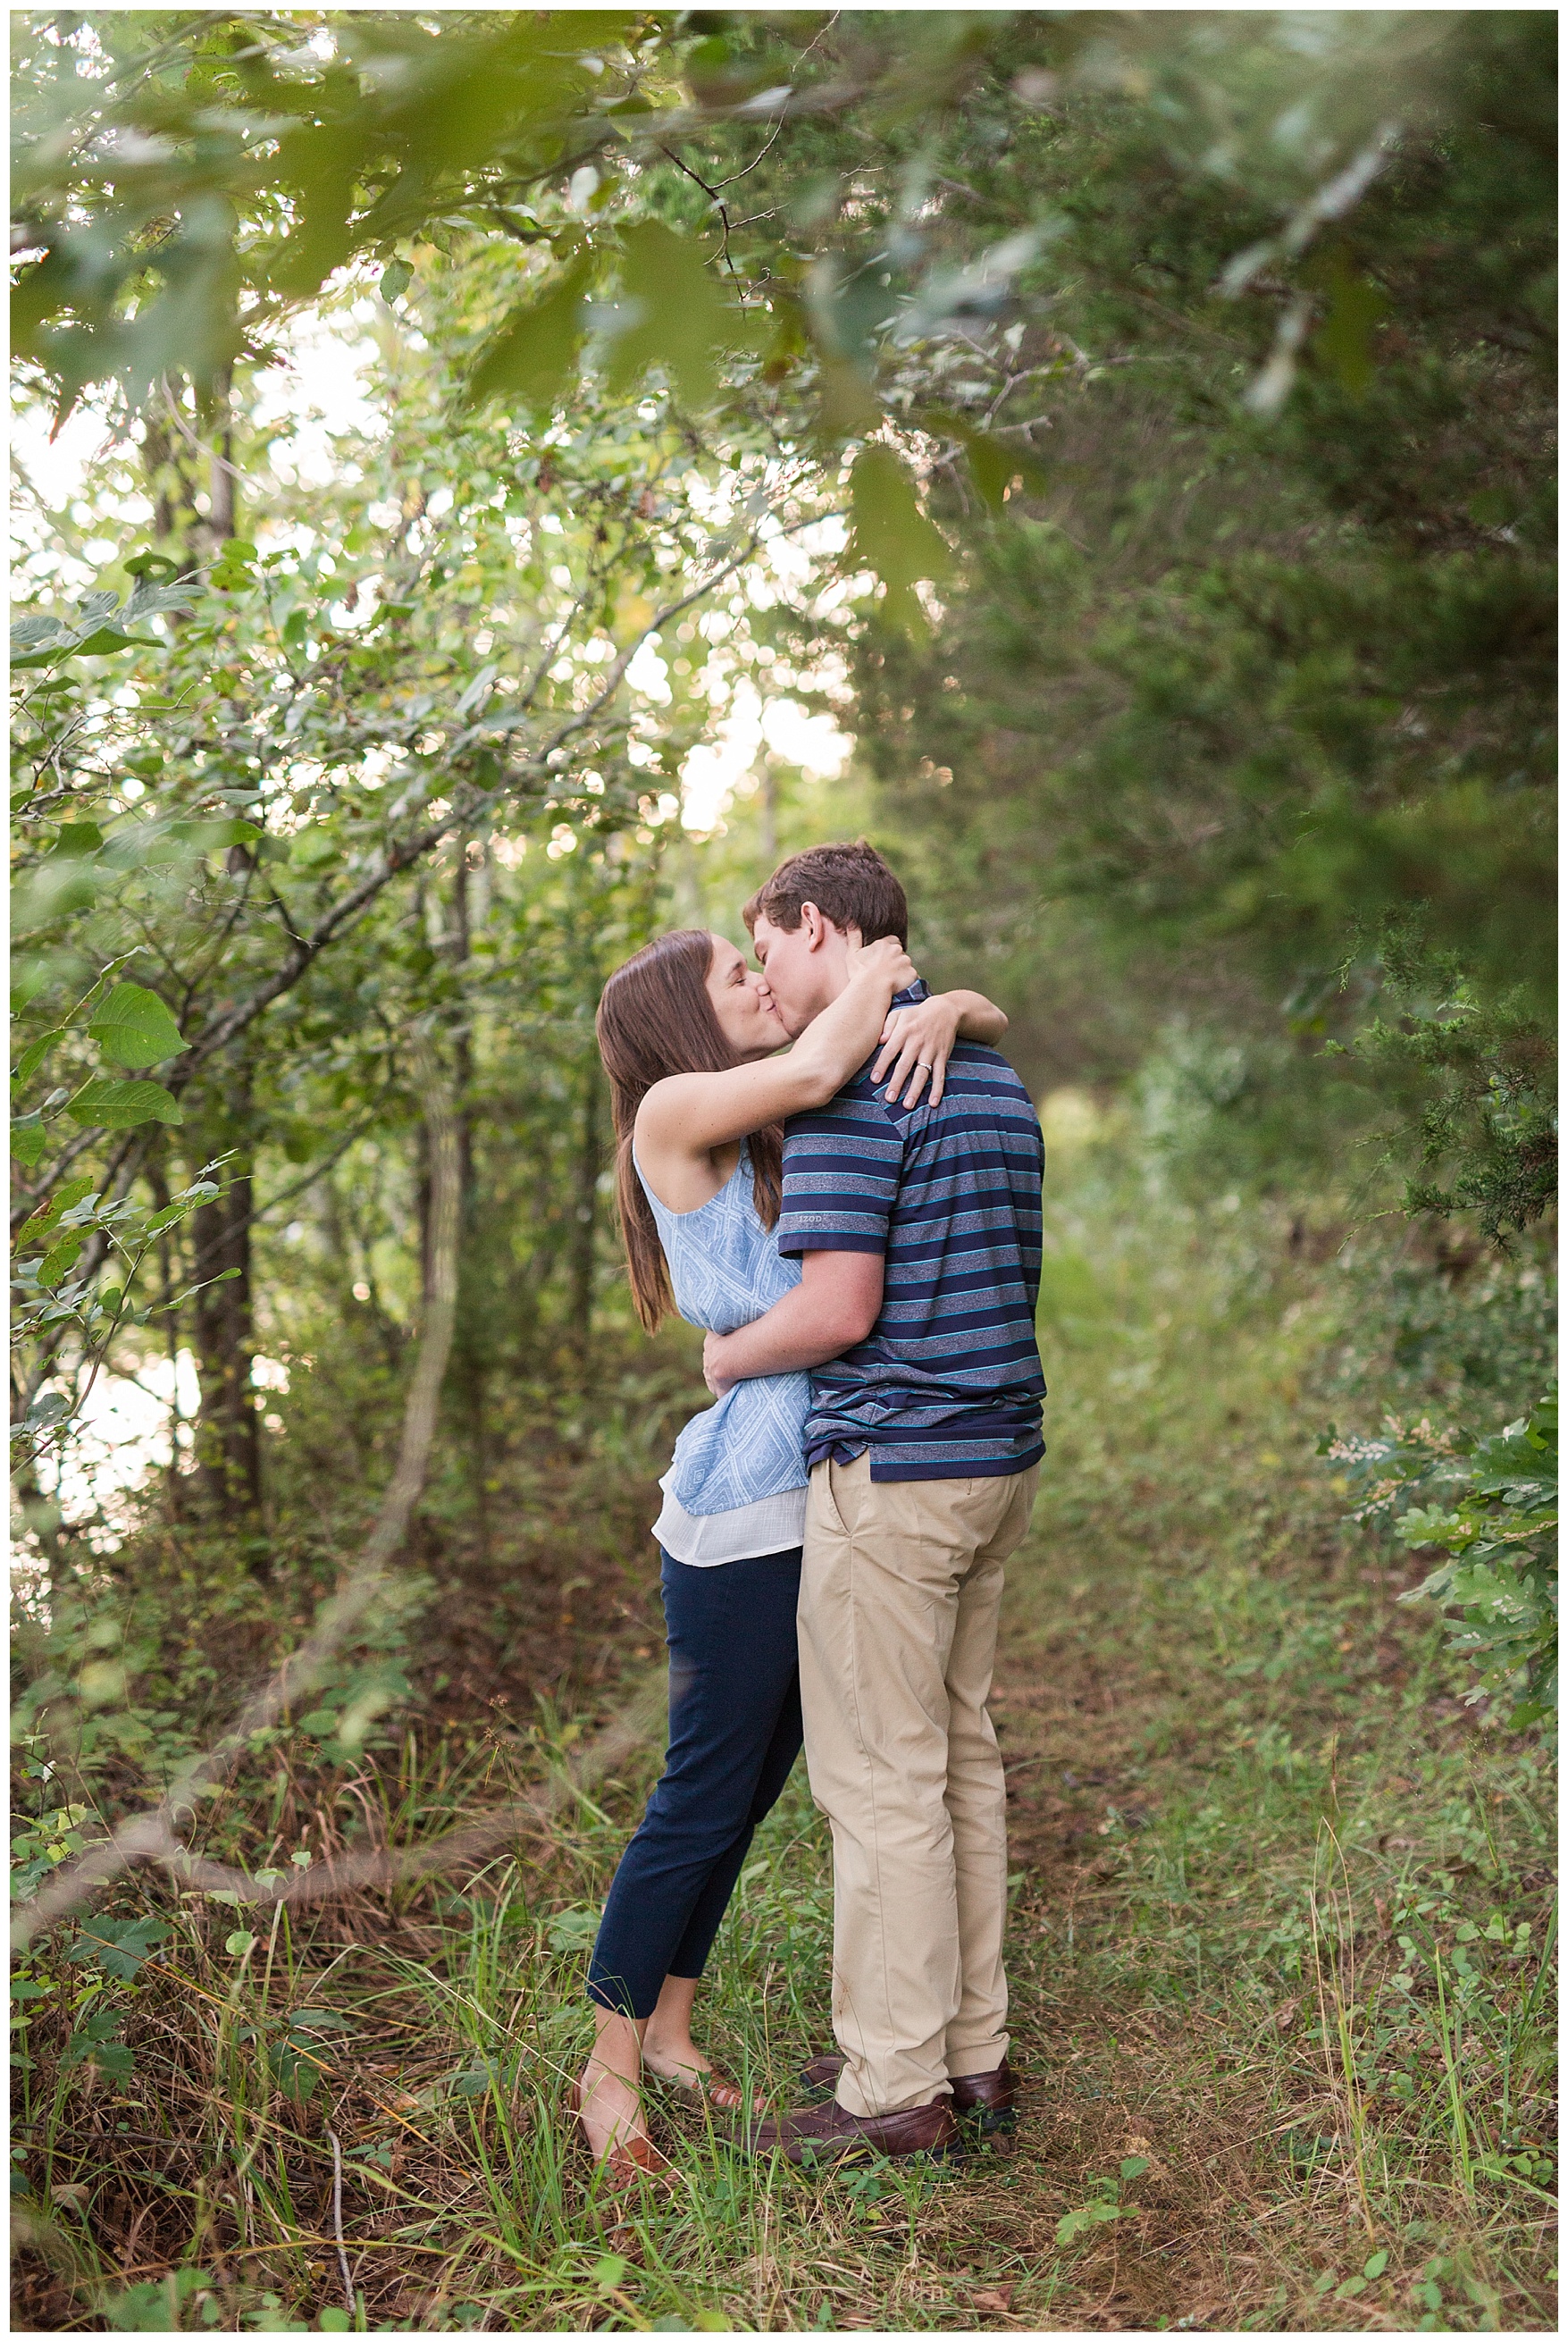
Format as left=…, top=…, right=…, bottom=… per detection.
left=798, top=1453, right=1040, bottom=2117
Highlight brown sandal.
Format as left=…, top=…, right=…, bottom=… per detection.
left=645, top=2061, right=765, bottom=2117
left=566, top=2078, right=680, bottom=2189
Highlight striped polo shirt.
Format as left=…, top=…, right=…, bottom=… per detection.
left=776, top=999, right=1046, bottom=1481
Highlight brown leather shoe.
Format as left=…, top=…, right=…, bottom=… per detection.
left=950, top=2058, right=1018, bottom=2135
left=797, top=2051, right=844, bottom=2099
left=797, top=2053, right=1017, bottom=2133
left=745, top=2094, right=960, bottom=2167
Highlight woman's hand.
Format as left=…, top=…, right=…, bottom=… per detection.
left=843, top=931, right=918, bottom=998
left=872, top=994, right=962, bottom=1106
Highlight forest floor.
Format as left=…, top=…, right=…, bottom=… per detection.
left=12, top=1146, right=1557, bottom=2333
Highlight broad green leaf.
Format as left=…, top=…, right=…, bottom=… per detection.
left=162, top=818, right=263, bottom=851
left=67, top=1916, right=170, bottom=1980
left=91, top=2038, right=136, bottom=2081
left=122, top=550, right=182, bottom=583
left=72, top=626, right=158, bottom=658
left=1313, top=258, right=1389, bottom=399
left=88, top=982, right=186, bottom=1068
left=850, top=445, right=952, bottom=633
left=13, top=1025, right=63, bottom=1087
left=16, top=1177, right=96, bottom=1247
left=465, top=257, right=595, bottom=412
left=608, top=222, right=730, bottom=409
left=38, top=1234, right=85, bottom=1289
left=1056, top=2198, right=1125, bottom=2245
left=380, top=258, right=413, bottom=303
left=99, top=2269, right=212, bottom=2331
left=49, top=824, right=104, bottom=859
left=11, top=1120, right=46, bottom=1166
left=67, top=1078, right=183, bottom=1129
left=11, top=860, right=103, bottom=933
left=928, top=413, right=1049, bottom=516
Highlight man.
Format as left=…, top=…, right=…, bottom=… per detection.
left=702, top=840, right=1046, bottom=2164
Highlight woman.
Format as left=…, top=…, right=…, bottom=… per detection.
left=572, top=923, right=1008, bottom=2182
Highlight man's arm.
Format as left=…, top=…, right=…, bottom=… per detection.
left=703, top=1250, right=884, bottom=1395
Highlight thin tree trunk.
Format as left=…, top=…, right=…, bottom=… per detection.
left=570, top=1055, right=603, bottom=1384
left=449, top=850, right=491, bottom=1557
left=147, top=1152, right=189, bottom=1522
left=203, top=367, right=237, bottom=547
left=192, top=1060, right=262, bottom=1531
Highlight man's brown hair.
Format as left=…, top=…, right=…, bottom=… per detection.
left=742, top=840, right=908, bottom=947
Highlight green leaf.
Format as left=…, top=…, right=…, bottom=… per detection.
left=50, top=823, right=105, bottom=859
left=92, top=2036, right=136, bottom=2082
left=38, top=1233, right=85, bottom=1289
left=1055, top=2198, right=1125, bottom=2245
left=67, top=1917, right=169, bottom=1979
left=963, top=430, right=1018, bottom=515
left=608, top=222, right=731, bottom=409
left=379, top=258, right=413, bottom=304
left=547, top=1907, right=601, bottom=1952
left=16, top=1176, right=96, bottom=1248
left=73, top=626, right=158, bottom=658
left=928, top=412, right=1047, bottom=516
left=1313, top=258, right=1389, bottom=399
left=1363, top=2250, right=1390, bottom=2279
left=67, top=1078, right=183, bottom=1129
left=88, top=982, right=186, bottom=1068
left=465, top=257, right=595, bottom=412
left=224, top=1930, right=256, bottom=1959
left=1119, top=2155, right=1150, bottom=2179
left=11, top=1119, right=46, bottom=1167
left=123, top=550, right=182, bottom=583
left=21, top=1390, right=71, bottom=1432
left=850, top=445, right=952, bottom=634
left=164, top=818, right=263, bottom=851
left=12, top=1029, right=63, bottom=1088
left=101, top=2271, right=211, bottom=2331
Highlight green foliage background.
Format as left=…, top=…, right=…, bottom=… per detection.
left=7, top=10, right=1557, bottom=2330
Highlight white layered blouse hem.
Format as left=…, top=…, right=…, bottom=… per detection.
left=651, top=1474, right=808, bottom=1568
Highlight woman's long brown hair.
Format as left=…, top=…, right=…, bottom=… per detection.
left=595, top=929, right=784, bottom=1333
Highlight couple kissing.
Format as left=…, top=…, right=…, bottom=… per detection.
left=574, top=839, right=1045, bottom=2186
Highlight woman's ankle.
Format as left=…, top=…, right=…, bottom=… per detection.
left=575, top=2058, right=646, bottom=2146
left=643, top=2032, right=708, bottom=2070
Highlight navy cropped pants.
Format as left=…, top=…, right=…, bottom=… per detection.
left=587, top=1544, right=803, bottom=2019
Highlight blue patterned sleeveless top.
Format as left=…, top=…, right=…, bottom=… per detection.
left=634, top=1143, right=809, bottom=1517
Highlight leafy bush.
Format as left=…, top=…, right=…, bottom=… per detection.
left=1331, top=924, right=1556, bottom=1245
left=1323, top=1393, right=1557, bottom=1729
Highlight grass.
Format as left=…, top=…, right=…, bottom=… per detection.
left=11, top=1121, right=1557, bottom=2331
